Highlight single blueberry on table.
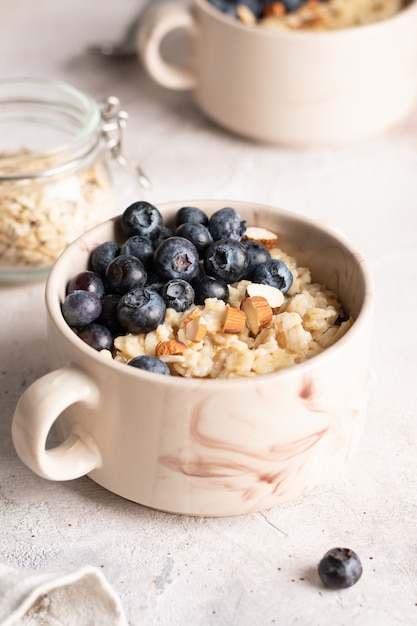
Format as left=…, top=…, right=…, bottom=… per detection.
left=204, top=238, right=249, bottom=283
left=175, top=222, right=213, bottom=258
left=175, top=206, right=209, bottom=227
left=61, top=290, right=102, bottom=329
left=105, top=254, right=147, bottom=295
left=318, top=548, right=363, bottom=590
left=121, top=235, right=154, bottom=269
left=190, top=274, right=229, bottom=305
left=242, top=240, right=271, bottom=279
left=153, top=237, right=200, bottom=281
left=66, top=270, right=106, bottom=298
left=90, top=241, right=120, bottom=276
left=120, top=201, right=164, bottom=240
left=128, top=355, right=170, bottom=376
left=117, top=287, right=167, bottom=334
left=161, top=279, right=195, bottom=312
left=252, top=259, right=293, bottom=294
left=208, top=207, right=246, bottom=241
left=78, top=322, right=114, bottom=352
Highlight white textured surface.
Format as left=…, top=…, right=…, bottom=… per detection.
left=1, top=1, right=417, bottom=624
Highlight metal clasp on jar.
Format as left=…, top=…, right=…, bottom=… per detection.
left=100, top=96, right=151, bottom=189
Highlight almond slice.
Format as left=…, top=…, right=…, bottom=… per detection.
left=181, top=307, right=201, bottom=326
left=155, top=340, right=187, bottom=357
left=222, top=307, right=247, bottom=334
left=237, top=4, right=257, bottom=24
left=185, top=315, right=207, bottom=343
left=241, top=296, right=273, bottom=335
left=244, top=226, right=278, bottom=249
left=246, top=283, right=284, bottom=309
left=263, top=1, right=286, bottom=16
left=99, top=349, right=113, bottom=360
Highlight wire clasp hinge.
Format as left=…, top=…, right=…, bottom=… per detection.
left=100, top=96, right=151, bottom=189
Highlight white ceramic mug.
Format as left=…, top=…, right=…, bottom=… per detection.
left=12, top=200, right=374, bottom=516
left=138, top=0, right=417, bottom=145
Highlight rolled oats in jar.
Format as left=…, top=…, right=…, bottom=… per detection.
left=0, top=78, right=148, bottom=283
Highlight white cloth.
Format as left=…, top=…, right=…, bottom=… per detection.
left=0, top=564, right=128, bottom=626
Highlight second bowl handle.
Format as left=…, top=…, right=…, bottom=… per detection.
left=11, top=365, right=102, bottom=482
left=138, top=3, right=198, bottom=90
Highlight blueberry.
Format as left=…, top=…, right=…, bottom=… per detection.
left=252, top=259, right=293, bottom=294
left=120, top=201, right=163, bottom=240
left=160, top=279, right=195, bottom=312
left=121, top=235, right=154, bottom=269
left=318, top=548, right=363, bottom=590
left=242, top=240, right=272, bottom=279
left=117, top=288, right=166, bottom=334
left=204, top=238, right=249, bottom=283
left=99, top=294, right=124, bottom=336
left=145, top=271, right=166, bottom=294
left=128, top=355, right=170, bottom=376
left=90, top=241, right=120, bottom=276
left=175, top=206, right=209, bottom=227
left=190, top=274, right=229, bottom=305
left=151, top=226, right=175, bottom=250
left=208, top=0, right=239, bottom=16
left=175, top=222, right=213, bottom=258
left=66, top=270, right=106, bottom=298
left=153, top=237, right=200, bottom=282
left=105, top=254, right=147, bottom=295
left=62, top=291, right=102, bottom=329
left=78, top=322, right=114, bottom=352
left=208, top=207, right=246, bottom=241
left=281, top=0, right=304, bottom=12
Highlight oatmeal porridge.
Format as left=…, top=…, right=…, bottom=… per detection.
left=209, top=0, right=407, bottom=31
left=62, top=202, right=353, bottom=379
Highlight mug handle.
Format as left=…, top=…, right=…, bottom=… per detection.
left=137, top=3, right=197, bottom=90
left=11, top=365, right=102, bottom=481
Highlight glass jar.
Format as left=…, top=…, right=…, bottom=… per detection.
left=0, top=77, right=149, bottom=283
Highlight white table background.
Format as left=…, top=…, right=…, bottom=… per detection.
left=1, top=1, right=417, bottom=624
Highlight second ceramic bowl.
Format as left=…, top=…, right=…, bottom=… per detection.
left=138, top=0, right=417, bottom=145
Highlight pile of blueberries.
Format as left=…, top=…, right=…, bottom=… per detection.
left=208, top=0, right=317, bottom=18
left=61, top=202, right=293, bottom=374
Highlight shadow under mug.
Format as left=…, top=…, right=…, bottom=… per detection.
left=138, top=0, right=417, bottom=145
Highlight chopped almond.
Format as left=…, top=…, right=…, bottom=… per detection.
left=263, top=2, right=286, bottom=16
left=181, top=307, right=201, bottom=326
left=241, top=296, right=273, bottom=335
left=185, top=315, right=207, bottom=343
left=237, top=4, right=257, bottom=24
left=222, top=307, right=247, bottom=334
left=155, top=340, right=187, bottom=357
left=246, top=283, right=284, bottom=309
left=244, top=226, right=278, bottom=249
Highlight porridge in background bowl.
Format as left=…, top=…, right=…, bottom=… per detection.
left=209, top=0, right=407, bottom=31
left=12, top=200, right=374, bottom=516
left=61, top=202, right=354, bottom=379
